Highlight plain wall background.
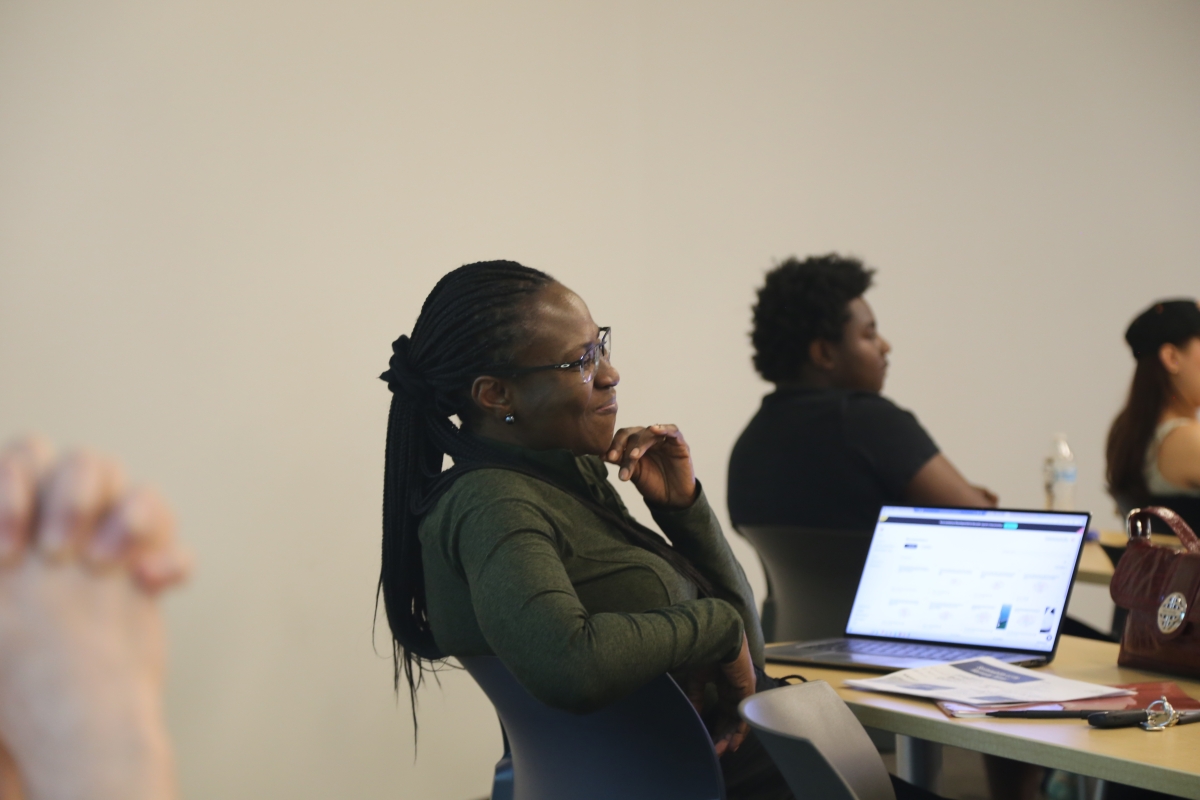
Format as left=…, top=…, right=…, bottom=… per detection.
left=2, top=1, right=1198, bottom=797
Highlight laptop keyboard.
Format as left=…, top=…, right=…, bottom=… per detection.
left=793, top=640, right=993, bottom=661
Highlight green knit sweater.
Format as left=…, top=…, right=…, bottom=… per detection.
left=419, top=441, right=764, bottom=714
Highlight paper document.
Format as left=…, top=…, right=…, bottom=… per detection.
left=843, top=657, right=1134, bottom=705
left=936, top=681, right=1200, bottom=718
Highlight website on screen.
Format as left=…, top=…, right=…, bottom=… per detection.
left=845, top=507, right=1088, bottom=653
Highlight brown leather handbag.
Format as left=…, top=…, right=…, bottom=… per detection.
left=1109, top=506, right=1200, bottom=678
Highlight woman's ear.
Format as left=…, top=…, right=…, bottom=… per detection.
left=1160, top=343, right=1183, bottom=376
left=470, top=376, right=515, bottom=421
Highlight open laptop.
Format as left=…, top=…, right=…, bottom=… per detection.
left=764, top=505, right=1091, bottom=671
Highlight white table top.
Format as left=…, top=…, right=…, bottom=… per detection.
left=766, top=636, right=1200, bottom=797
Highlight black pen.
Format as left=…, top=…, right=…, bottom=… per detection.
left=986, top=710, right=1108, bottom=719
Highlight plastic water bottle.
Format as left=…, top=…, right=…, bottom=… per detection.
left=1043, top=433, right=1076, bottom=511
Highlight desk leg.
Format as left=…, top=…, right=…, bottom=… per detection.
left=896, top=735, right=942, bottom=793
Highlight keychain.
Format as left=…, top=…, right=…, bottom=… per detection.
left=1088, top=697, right=1200, bottom=731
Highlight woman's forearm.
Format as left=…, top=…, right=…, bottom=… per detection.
left=648, top=487, right=765, bottom=663
left=484, top=597, right=745, bottom=714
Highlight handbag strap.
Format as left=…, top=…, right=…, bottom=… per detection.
left=1126, top=506, right=1200, bottom=553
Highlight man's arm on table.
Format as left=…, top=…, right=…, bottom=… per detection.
left=905, top=453, right=998, bottom=508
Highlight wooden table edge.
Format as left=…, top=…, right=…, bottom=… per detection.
left=846, top=700, right=1200, bottom=798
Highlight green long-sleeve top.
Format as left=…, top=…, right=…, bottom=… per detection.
left=419, top=441, right=765, bottom=714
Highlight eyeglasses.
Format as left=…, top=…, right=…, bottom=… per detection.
left=501, top=327, right=612, bottom=384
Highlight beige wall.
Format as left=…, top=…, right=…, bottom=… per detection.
left=2, top=1, right=1198, bottom=797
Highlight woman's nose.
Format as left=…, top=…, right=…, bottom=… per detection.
left=595, top=358, right=620, bottom=388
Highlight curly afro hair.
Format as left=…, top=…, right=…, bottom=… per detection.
left=751, top=254, right=875, bottom=382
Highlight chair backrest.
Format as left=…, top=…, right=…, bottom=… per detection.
left=461, top=655, right=725, bottom=800
left=739, top=681, right=896, bottom=800
left=738, top=525, right=872, bottom=643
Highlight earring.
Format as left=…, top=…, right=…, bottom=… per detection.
left=504, top=414, right=516, bottom=425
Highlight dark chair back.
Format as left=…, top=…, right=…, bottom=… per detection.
left=461, top=655, right=725, bottom=800
left=740, top=681, right=896, bottom=800
left=737, top=525, right=872, bottom=642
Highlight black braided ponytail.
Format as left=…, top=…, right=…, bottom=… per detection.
left=379, top=261, right=554, bottom=714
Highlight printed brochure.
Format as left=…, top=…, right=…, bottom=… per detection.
left=842, top=657, right=1134, bottom=706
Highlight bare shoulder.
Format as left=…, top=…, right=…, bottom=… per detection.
left=1159, top=419, right=1200, bottom=453
left=1157, top=419, right=1200, bottom=487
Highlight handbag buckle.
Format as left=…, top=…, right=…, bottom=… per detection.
left=1157, top=592, right=1188, bottom=635
left=1126, top=507, right=1153, bottom=541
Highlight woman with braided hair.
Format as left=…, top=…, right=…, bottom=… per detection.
left=378, top=260, right=807, bottom=798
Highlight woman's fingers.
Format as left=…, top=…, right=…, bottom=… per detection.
left=605, top=427, right=642, bottom=464
left=618, top=434, right=649, bottom=481
left=0, top=437, right=55, bottom=562
left=713, top=725, right=748, bottom=757
left=706, top=635, right=757, bottom=757
left=606, top=427, right=651, bottom=480
left=717, top=634, right=756, bottom=753
left=0, top=438, right=189, bottom=594
left=711, top=717, right=750, bottom=757
left=619, top=429, right=663, bottom=481
left=133, top=542, right=194, bottom=594
left=37, top=451, right=128, bottom=559
left=607, top=424, right=696, bottom=506
left=725, top=720, right=750, bottom=753
left=606, top=426, right=682, bottom=481
left=647, top=423, right=683, bottom=445
left=105, top=488, right=191, bottom=592
left=77, top=481, right=192, bottom=592
left=88, top=486, right=169, bottom=561
left=0, top=458, right=35, bottom=563
left=1, top=435, right=56, bottom=476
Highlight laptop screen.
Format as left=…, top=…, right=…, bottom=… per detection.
left=844, top=506, right=1091, bottom=653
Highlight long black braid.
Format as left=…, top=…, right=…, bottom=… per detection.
left=380, top=260, right=714, bottom=732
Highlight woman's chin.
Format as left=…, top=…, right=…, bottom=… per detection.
left=584, top=423, right=618, bottom=456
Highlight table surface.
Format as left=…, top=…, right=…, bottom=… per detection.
left=1097, top=530, right=1181, bottom=550
left=1076, top=541, right=1114, bottom=586
left=1077, top=533, right=1185, bottom=586
left=765, top=636, right=1200, bottom=798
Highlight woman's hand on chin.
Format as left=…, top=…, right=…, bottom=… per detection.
left=604, top=424, right=697, bottom=508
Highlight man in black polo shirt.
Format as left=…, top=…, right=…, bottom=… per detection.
left=729, top=253, right=996, bottom=531
left=728, top=261, right=1035, bottom=799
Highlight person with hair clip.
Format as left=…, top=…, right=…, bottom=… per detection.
left=377, top=260, right=939, bottom=800
left=1107, top=299, right=1200, bottom=531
